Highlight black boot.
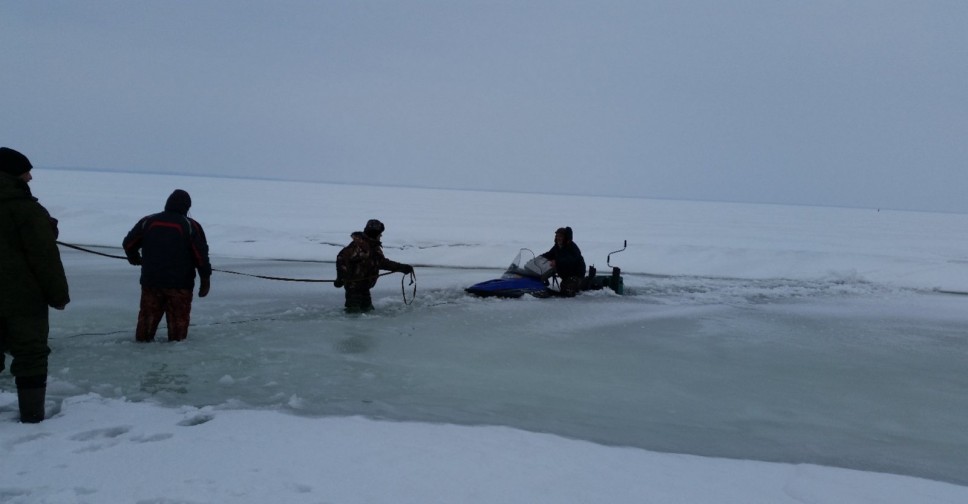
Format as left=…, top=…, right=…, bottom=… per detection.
left=15, top=375, right=47, bottom=423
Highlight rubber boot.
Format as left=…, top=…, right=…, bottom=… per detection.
left=15, top=375, right=47, bottom=423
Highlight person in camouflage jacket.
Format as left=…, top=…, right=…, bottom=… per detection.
left=0, top=147, right=70, bottom=423
left=335, top=219, right=413, bottom=312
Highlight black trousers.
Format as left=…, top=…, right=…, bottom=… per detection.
left=344, top=286, right=374, bottom=313
left=0, top=315, right=51, bottom=378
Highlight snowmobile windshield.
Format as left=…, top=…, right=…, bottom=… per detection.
left=503, top=249, right=554, bottom=280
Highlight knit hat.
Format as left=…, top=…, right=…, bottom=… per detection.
left=364, top=219, right=385, bottom=238
left=555, top=226, right=573, bottom=241
left=0, top=147, right=33, bottom=176
left=165, top=189, right=192, bottom=215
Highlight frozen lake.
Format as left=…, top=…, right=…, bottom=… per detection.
left=47, top=249, right=968, bottom=487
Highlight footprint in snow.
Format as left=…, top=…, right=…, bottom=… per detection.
left=70, top=426, right=132, bottom=453
left=69, top=426, right=131, bottom=442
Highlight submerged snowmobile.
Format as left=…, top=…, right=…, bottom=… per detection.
left=465, top=241, right=627, bottom=298
left=465, top=249, right=555, bottom=298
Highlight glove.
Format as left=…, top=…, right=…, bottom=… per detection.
left=198, top=276, right=211, bottom=298
left=334, top=278, right=344, bottom=288
left=127, top=254, right=143, bottom=266
left=400, top=264, right=414, bottom=275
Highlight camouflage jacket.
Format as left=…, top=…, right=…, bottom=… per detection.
left=336, top=232, right=405, bottom=289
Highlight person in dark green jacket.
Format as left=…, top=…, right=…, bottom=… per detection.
left=0, top=147, right=70, bottom=423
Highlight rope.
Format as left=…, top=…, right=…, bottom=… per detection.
left=57, top=240, right=416, bottom=303
left=212, top=267, right=393, bottom=284
left=56, top=241, right=128, bottom=260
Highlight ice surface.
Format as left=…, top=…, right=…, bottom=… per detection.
left=46, top=251, right=968, bottom=486
left=1, top=170, right=967, bottom=503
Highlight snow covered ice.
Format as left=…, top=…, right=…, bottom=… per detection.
left=1, top=170, right=967, bottom=503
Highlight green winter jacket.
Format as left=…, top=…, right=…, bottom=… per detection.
left=0, top=173, right=70, bottom=316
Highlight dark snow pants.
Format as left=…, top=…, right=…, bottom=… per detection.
left=343, top=286, right=374, bottom=313
left=559, top=276, right=583, bottom=297
left=135, top=287, right=194, bottom=342
left=0, top=315, right=51, bottom=378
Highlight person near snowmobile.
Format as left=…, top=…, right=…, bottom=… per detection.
left=334, top=219, right=414, bottom=312
left=540, top=226, right=586, bottom=297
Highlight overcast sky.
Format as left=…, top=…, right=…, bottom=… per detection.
left=2, top=1, right=966, bottom=212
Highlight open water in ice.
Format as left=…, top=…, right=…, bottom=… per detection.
left=20, top=250, right=968, bottom=486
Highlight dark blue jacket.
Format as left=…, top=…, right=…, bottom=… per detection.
left=123, top=211, right=212, bottom=289
left=541, top=241, right=586, bottom=279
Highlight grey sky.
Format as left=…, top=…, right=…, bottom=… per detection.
left=2, top=1, right=966, bottom=212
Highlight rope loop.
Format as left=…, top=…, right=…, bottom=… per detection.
left=402, top=271, right=417, bottom=305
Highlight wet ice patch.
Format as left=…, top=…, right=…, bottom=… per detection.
left=633, top=274, right=900, bottom=306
